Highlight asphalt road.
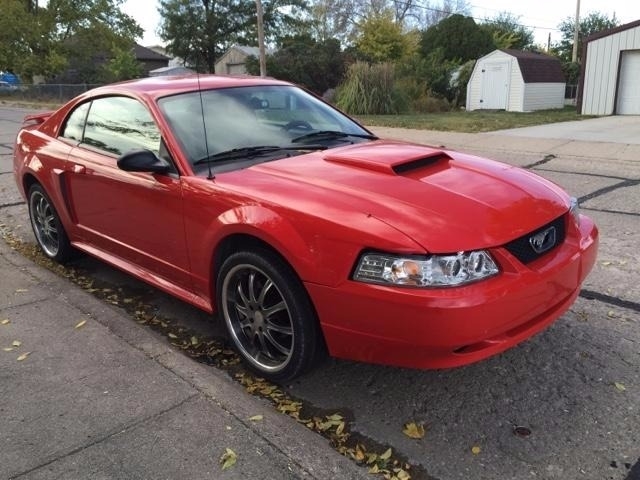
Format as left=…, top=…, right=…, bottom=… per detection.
left=1, top=106, right=638, bottom=480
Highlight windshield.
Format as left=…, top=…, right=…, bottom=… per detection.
left=158, top=85, right=373, bottom=170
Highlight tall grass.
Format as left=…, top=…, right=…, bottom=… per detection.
left=336, top=62, right=399, bottom=115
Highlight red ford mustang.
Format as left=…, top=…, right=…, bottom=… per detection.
left=13, top=75, right=598, bottom=381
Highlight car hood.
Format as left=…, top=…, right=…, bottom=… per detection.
left=246, top=140, right=569, bottom=253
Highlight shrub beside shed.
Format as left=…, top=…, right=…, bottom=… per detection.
left=466, top=49, right=566, bottom=112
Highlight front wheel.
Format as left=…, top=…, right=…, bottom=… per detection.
left=28, top=184, right=73, bottom=262
left=217, top=249, right=322, bottom=382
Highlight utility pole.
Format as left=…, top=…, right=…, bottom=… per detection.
left=572, top=0, right=581, bottom=62
left=255, top=0, right=267, bottom=77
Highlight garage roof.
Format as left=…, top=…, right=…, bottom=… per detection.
left=500, top=49, right=565, bottom=83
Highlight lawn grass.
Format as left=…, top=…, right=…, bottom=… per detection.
left=356, top=106, right=596, bottom=133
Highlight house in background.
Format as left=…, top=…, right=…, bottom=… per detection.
left=215, top=45, right=264, bottom=75
left=578, top=19, right=640, bottom=115
left=466, top=49, right=565, bottom=112
left=149, top=65, right=195, bottom=76
left=146, top=45, right=186, bottom=68
left=133, top=44, right=169, bottom=76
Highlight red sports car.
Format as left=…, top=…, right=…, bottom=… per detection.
left=13, top=75, right=598, bottom=381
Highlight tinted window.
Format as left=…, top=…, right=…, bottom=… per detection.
left=158, top=85, right=368, bottom=165
left=60, top=102, right=90, bottom=141
left=83, top=97, right=161, bottom=156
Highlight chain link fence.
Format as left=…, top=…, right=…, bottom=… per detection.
left=0, top=83, right=102, bottom=104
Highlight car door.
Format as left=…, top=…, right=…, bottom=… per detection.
left=63, top=96, right=192, bottom=289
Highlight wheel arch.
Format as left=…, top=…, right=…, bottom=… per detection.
left=22, top=172, right=40, bottom=199
left=212, top=232, right=328, bottom=354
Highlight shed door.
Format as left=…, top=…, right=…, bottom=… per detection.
left=480, top=61, right=509, bottom=109
left=617, top=50, right=640, bottom=114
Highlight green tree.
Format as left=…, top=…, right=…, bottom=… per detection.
left=159, top=0, right=309, bottom=73
left=553, top=11, right=619, bottom=63
left=480, top=12, right=535, bottom=51
left=1, top=0, right=140, bottom=81
left=103, top=47, right=144, bottom=82
left=0, top=0, right=64, bottom=79
left=246, top=35, right=345, bottom=94
left=46, top=0, right=142, bottom=82
left=420, top=14, right=493, bottom=62
left=550, top=11, right=619, bottom=84
left=355, top=10, right=415, bottom=62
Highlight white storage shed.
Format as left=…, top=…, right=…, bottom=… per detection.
left=579, top=20, right=640, bottom=115
left=466, top=49, right=566, bottom=112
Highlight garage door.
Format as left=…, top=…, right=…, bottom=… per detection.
left=616, top=50, right=640, bottom=114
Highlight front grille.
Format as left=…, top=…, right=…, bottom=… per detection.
left=504, top=215, right=566, bottom=264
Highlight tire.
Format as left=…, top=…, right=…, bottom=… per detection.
left=28, top=184, right=73, bottom=263
left=217, top=249, right=323, bottom=382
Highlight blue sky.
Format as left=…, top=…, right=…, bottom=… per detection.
left=123, top=0, right=639, bottom=47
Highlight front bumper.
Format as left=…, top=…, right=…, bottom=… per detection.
left=306, top=215, right=598, bottom=369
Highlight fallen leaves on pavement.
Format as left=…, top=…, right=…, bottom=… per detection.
left=219, top=448, right=237, bottom=470
left=0, top=227, right=417, bottom=480
left=402, top=422, right=425, bottom=439
left=17, top=352, right=31, bottom=361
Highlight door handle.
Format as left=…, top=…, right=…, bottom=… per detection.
left=70, top=164, right=86, bottom=174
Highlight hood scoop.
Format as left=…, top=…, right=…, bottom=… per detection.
left=324, top=142, right=451, bottom=175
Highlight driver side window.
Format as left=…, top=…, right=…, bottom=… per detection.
left=82, top=96, right=162, bottom=156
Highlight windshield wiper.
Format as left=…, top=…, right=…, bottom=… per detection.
left=193, top=144, right=327, bottom=165
left=291, top=130, right=378, bottom=143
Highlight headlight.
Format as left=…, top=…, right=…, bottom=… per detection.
left=353, top=251, right=499, bottom=287
left=569, top=196, right=580, bottom=227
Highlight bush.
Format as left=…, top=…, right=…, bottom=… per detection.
left=410, top=95, right=451, bottom=113
left=336, top=62, right=400, bottom=115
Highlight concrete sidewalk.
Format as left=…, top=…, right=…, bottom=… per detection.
left=0, top=236, right=366, bottom=480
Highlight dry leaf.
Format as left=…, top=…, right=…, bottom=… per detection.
left=75, top=320, right=87, bottom=329
left=3, top=347, right=14, bottom=352
left=220, top=448, right=237, bottom=470
left=395, top=469, right=411, bottom=480
left=402, top=422, right=425, bottom=439
left=1, top=319, right=9, bottom=325
left=607, top=311, right=617, bottom=318
left=190, top=336, right=199, bottom=345
left=249, top=415, right=263, bottom=421
left=12, top=340, right=22, bottom=347
left=168, top=333, right=178, bottom=339
left=471, top=445, right=481, bottom=455
left=353, top=444, right=366, bottom=462
left=380, top=448, right=392, bottom=461
left=17, top=352, right=31, bottom=361
left=614, top=382, right=626, bottom=392
left=601, top=261, right=612, bottom=266
left=15, top=288, right=28, bottom=293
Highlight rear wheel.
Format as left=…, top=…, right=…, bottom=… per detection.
left=217, top=249, right=322, bottom=382
left=28, top=184, right=73, bottom=262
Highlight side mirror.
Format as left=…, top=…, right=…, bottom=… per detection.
left=117, top=149, right=172, bottom=174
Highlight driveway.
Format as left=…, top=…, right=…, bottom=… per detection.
left=491, top=115, right=640, bottom=144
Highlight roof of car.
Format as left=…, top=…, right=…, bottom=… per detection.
left=92, top=74, right=290, bottom=99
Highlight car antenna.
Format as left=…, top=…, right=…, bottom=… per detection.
left=196, top=65, right=214, bottom=180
